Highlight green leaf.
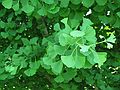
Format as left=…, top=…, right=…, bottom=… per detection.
left=70, top=0, right=82, bottom=5
left=59, top=34, right=68, bottom=46
left=113, top=17, right=120, bottom=28
left=2, top=0, right=13, bottom=9
left=68, top=12, right=83, bottom=28
left=61, top=55, right=75, bottom=68
left=54, top=75, right=64, bottom=83
left=106, top=33, right=116, bottom=43
left=48, top=6, right=60, bottom=14
left=51, top=61, right=63, bottom=74
left=1, top=32, right=9, bottom=38
left=47, top=45, right=57, bottom=58
left=29, top=60, right=41, bottom=70
left=59, top=33, right=74, bottom=46
left=117, top=12, right=120, bottom=18
left=43, top=57, right=53, bottom=65
left=81, top=18, right=93, bottom=31
left=74, top=54, right=85, bottom=69
left=63, top=69, right=77, bottom=82
left=42, top=0, right=54, bottom=4
left=23, top=46, right=32, bottom=56
left=60, top=0, right=70, bottom=7
left=37, top=6, right=47, bottom=16
left=22, top=4, right=34, bottom=13
left=54, top=45, right=66, bottom=55
left=30, top=0, right=38, bottom=6
left=90, top=49, right=107, bottom=67
left=21, top=38, right=30, bottom=46
left=0, top=74, right=9, bottom=80
left=12, top=54, right=24, bottom=66
left=82, top=0, right=94, bottom=8
left=84, top=26, right=96, bottom=43
left=5, top=65, right=18, bottom=75
left=54, top=23, right=61, bottom=31
left=98, top=15, right=112, bottom=24
left=97, top=52, right=107, bottom=67
left=80, top=45, right=90, bottom=52
left=30, top=37, right=38, bottom=45
left=96, top=0, right=107, bottom=6
left=0, top=20, right=5, bottom=28
left=12, top=1, right=19, bottom=11
left=70, top=30, right=85, bottom=37
left=84, top=60, right=93, bottom=68
left=0, top=68, right=4, bottom=74
left=107, top=43, right=113, bottom=49
left=24, top=68, right=36, bottom=76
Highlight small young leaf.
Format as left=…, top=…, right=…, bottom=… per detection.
left=106, top=33, right=116, bottom=43
left=107, top=43, right=113, bottom=49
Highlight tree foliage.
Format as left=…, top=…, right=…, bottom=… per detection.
left=0, top=0, right=120, bottom=90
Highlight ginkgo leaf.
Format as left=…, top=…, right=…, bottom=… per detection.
left=96, top=0, right=107, bottom=6
left=70, top=30, right=85, bottom=37
left=107, top=43, right=113, bottom=49
left=74, top=55, right=85, bottom=69
left=71, top=0, right=82, bottom=5
left=30, top=37, right=38, bottom=45
left=24, top=68, right=36, bottom=76
left=97, top=52, right=107, bottom=67
left=61, top=55, right=75, bottom=68
left=80, top=45, right=90, bottom=52
left=60, top=0, right=70, bottom=7
left=12, top=1, right=19, bottom=11
left=42, top=0, right=54, bottom=4
left=2, top=0, right=13, bottom=9
left=51, top=61, right=63, bottom=74
left=54, top=75, right=64, bottom=83
left=106, top=33, right=116, bottom=43
left=82, top=0, right=94, bottom=8
left=37, top=6, right=47, bottom=16
left=22, top=4, right=34, bottom=13
left=43, top=57, right=53, bottom=65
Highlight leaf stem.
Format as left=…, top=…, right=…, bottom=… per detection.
left=71, top=45, right=79, bottom=55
